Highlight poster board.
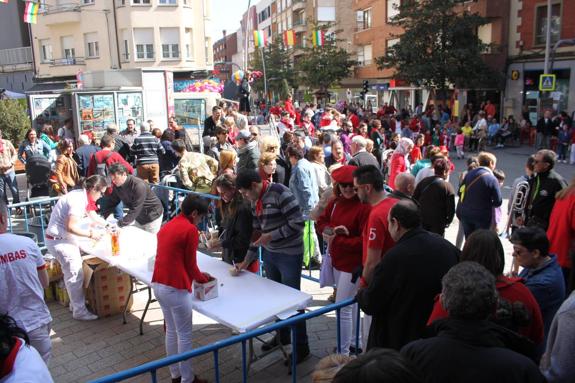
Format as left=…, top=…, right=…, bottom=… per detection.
left=77, top=93, right=115, bottom=134
left=116, top=92, right=144, bottom=128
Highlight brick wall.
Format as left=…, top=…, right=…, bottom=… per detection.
left=517, top=0, right=575, bottom=50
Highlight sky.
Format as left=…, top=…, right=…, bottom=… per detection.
left=209, top=0, right=250, bottom=41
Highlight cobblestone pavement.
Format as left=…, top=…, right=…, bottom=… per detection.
left=42, top=145, right=573, bottom=382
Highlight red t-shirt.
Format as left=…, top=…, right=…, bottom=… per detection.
left=409, top=146, right=422, bottom=164
left=362, top=197, right=399, bottom=266
left=152, top=214, right=208, bottom=291
left=427, top=275, right=544, bottom=345
left=547, top=194, right=575, bottom=269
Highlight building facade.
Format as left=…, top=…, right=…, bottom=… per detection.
left=30, top=0, right=213, bottom=83
left=351, top=0, right=510, bottom=112
left=505, top=0, right=575, bottom=123
left=0, top=0, right=34, bottom=92
left=212, top=31, right=238, bottom=83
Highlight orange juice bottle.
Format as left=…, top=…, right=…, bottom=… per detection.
left=111, top=229, right=120, bottom=256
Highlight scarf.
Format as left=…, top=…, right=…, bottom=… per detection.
left=0, top=337, right=22, bottom=379
left=255, top=180, right=270, bottom=217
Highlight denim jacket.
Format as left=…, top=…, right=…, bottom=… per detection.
left=289, top=158, right=319, bottom=219
left=18, top=140, right=50, bottom=164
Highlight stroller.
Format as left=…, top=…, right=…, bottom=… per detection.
left=25, top=155, right=52, bottom=199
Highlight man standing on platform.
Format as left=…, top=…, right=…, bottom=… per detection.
left=236, top=169, right=310, bottom=364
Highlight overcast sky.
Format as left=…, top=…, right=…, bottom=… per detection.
left=209, top=0, right=250, bottom=41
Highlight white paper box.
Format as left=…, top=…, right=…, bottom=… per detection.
left=193, top=278, right=218, bottom=301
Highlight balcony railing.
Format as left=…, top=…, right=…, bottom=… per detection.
left=0, top=47, right=33, bottom=66
left=41, top=2, right=81, bottom=14
left=48, top=57, right=86, bottom=66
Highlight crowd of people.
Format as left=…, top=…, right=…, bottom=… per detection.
left=0, top=95, right=574, bottom=383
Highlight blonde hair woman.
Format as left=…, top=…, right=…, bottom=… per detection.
left=218, top=149, right=236, bottom=176
left=223, top=116, right=238, bottom=141
left=312, top=354, right=354, bottom=382
left=258, top=152, right=277, bottom=182
left=308, top=145, right=331, bottom=196
left=259, top=135, right=289, bottom=185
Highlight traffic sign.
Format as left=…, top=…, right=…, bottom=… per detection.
left=539, top=74, right=556, bottom=91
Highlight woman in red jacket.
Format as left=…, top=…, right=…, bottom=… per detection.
left=316, top=165, right=371, bottom=355
left=388, top=137, right=414, bottom=189
left=427, top=229, right=544, bottom=347
left=152, top=195, right=211, bottom=383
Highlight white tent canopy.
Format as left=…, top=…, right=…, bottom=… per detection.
left=0, top=89, right=26, bottom=99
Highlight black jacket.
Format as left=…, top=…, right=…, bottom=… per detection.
left=526, top=169, right=567, bottom=230
left=536, top=117, right=558, bottom=136
left=102, top=175, right=163, bottom=226
left=220, top=199, right=253, bottom=265
left=401, top=319, right=545, bottom=383
left=348, top=151, right=380, bottom=168
left=356, top=228, right=459, bottom=351
left=413, top=176, right=455, bottom=236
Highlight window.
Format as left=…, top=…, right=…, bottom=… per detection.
left=317, top=6, right=335, bottom=21
left=161, top=27, right=179, bottom=59
left=357, top=8, right=372, bottom=30
left=535, top=3, right=561, bottom=46
left=61, top=36, right=75, bottom=61
left=205, top=37, right=212, bottom=64
left=132, top=0, right=150, bottom=5
left=82, top=0, right=94, bottom=4
left=386, top=38, right=399, bottom=57
left=84, top=32, right=99, bottom=58
left=159, top=0, right=176, bottom=4
left=387, top=0, right=399, bottom=22
left=39, top=39, right=52, bottom=63
left=357, top=45, right=372, bottom=66
left=134, top=28, right=154, bottom=59
left=184, top=28, right=193, bottom=59
left=121, top=29, right=130, bottom=61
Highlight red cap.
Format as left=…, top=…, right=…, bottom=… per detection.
left=332, top=165, right=357, bottom=184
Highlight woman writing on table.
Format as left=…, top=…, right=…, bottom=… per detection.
left=45, top=175, right=109, bottom=321
left=152, top=195, right=211, bottom=383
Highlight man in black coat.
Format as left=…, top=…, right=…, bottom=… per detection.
left=348, top=135, right=380, bottom=168
left=535, top=110, right=557, bottom=149
left=401, top=262, right=546, bottom=383
left=356, top=200, right=459, bottom=350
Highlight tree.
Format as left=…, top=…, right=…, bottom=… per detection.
left=296, top=24, right=356, bottom=99
left=250, top=36, right=297, bottom=97
left=375, top=0, right=503, bottom=100
left=0, top=99, right=30, bottom=144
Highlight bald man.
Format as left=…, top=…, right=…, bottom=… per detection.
left=389, top=173, right=416, bottom=201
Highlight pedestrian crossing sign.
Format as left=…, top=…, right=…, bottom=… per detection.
left=539, top=74, right=556, bottom=91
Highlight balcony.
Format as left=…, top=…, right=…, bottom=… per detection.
left=48, top=57, right=86, bottom=66
left=293, top=18, right=306, bottom=32
left=41, top=3, right=81, bottom=26
left=292, top=0, right=306, bottom=11
left=0, top=47, right=33, bottom=72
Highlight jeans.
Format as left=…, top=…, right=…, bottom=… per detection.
left=262, top=248, right=308, bottom=347
left=0, top=170, right=20, bottom=204
left=152, top=283, right=195, bottom=382
left=334, top=269, right=361, bottom=355
left=536, top=133, right=550, bottom=149
left=460, top=214, right=492, bottom=238
left=98, top=195, right=124, bottom=220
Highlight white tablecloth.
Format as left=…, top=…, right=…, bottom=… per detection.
left=82, top=226, right=312, bottom=332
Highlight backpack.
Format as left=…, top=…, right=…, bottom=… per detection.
left=96, top=151, right=114, bottom=178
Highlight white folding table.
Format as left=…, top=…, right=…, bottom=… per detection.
left=82, top=226, right=312, bottom=334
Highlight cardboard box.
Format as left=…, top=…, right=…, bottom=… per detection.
left=193, top=278, right=218, bottom=301
left=44, top=255, right=63, bottom=282
left=82, top=257, right=133, bottom=318
left=55, top=280, right=69, bottom=307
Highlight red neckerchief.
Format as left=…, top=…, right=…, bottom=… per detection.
left=0, top=338, right=22, bottom=379
left=255, top=181, right=270, bottom=217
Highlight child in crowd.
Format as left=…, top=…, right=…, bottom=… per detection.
left=556, top=124, right=570, bottom=164
left=455, top=128, right=465, bottom=159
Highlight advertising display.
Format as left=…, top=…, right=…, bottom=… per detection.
left=29, top=94, right=73, bottom=132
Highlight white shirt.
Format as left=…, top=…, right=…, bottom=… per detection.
left=0, top=233, right=51, bottom=333
left=0, top=339, right=54, bottom=383
left=46, top=189, right=89, bottom=240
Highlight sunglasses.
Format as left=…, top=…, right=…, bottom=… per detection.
left=339, top=183, right=354, bottom=188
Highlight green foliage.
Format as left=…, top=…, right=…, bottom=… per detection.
left=376, top=0, right=503, bottom=94
left=295, top=23, right=356, bottom=93
left=250, top=35, right=298, bottom=95
left=0, top=99, right=30, bottom=144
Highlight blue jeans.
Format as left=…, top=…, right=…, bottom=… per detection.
left=262, top=248, right=308, bottom=347
left=0, top=170, right=20, bottom=204
left=97, top=195, right=124, bottom=220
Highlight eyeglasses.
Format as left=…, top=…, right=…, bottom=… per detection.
left=251, top=133, right=258, bottom=137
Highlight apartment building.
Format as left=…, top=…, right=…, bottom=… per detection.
left=212, top=31, right=238, bottom=83
left=352, top=0, right=510, bottom=110
left=505, top=0, right=575, bottom=121
left=0, top=0, right=34, bottom=92
left=30, top=0, right=213, bottom=82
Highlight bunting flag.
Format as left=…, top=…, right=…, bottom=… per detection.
left=283, top=30, right=295, bottom=46
left=312, top=30, right=325, bottom=47
left=253, top=30, right=266, bottom=47
left=23, top=1, right=39, bottom=24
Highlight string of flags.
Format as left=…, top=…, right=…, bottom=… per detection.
left=0, top=0, right=40, bottom=24
left=24, top=1, right=39, bottom=24
left=253, top=29, right=325, bottom=48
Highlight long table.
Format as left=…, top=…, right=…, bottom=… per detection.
left=81, top=226, right=313, bottom=333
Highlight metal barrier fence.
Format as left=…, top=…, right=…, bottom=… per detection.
left=89, top=297, right=360, bottom=383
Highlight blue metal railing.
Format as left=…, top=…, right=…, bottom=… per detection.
left=89, top=297, right=360, bottom=383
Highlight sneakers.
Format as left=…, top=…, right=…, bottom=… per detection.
left=284, top=345, right=311, bottom=367
left=73, top=309, right=98, bottom=321
left=261, top=335, right=290, bottom=352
